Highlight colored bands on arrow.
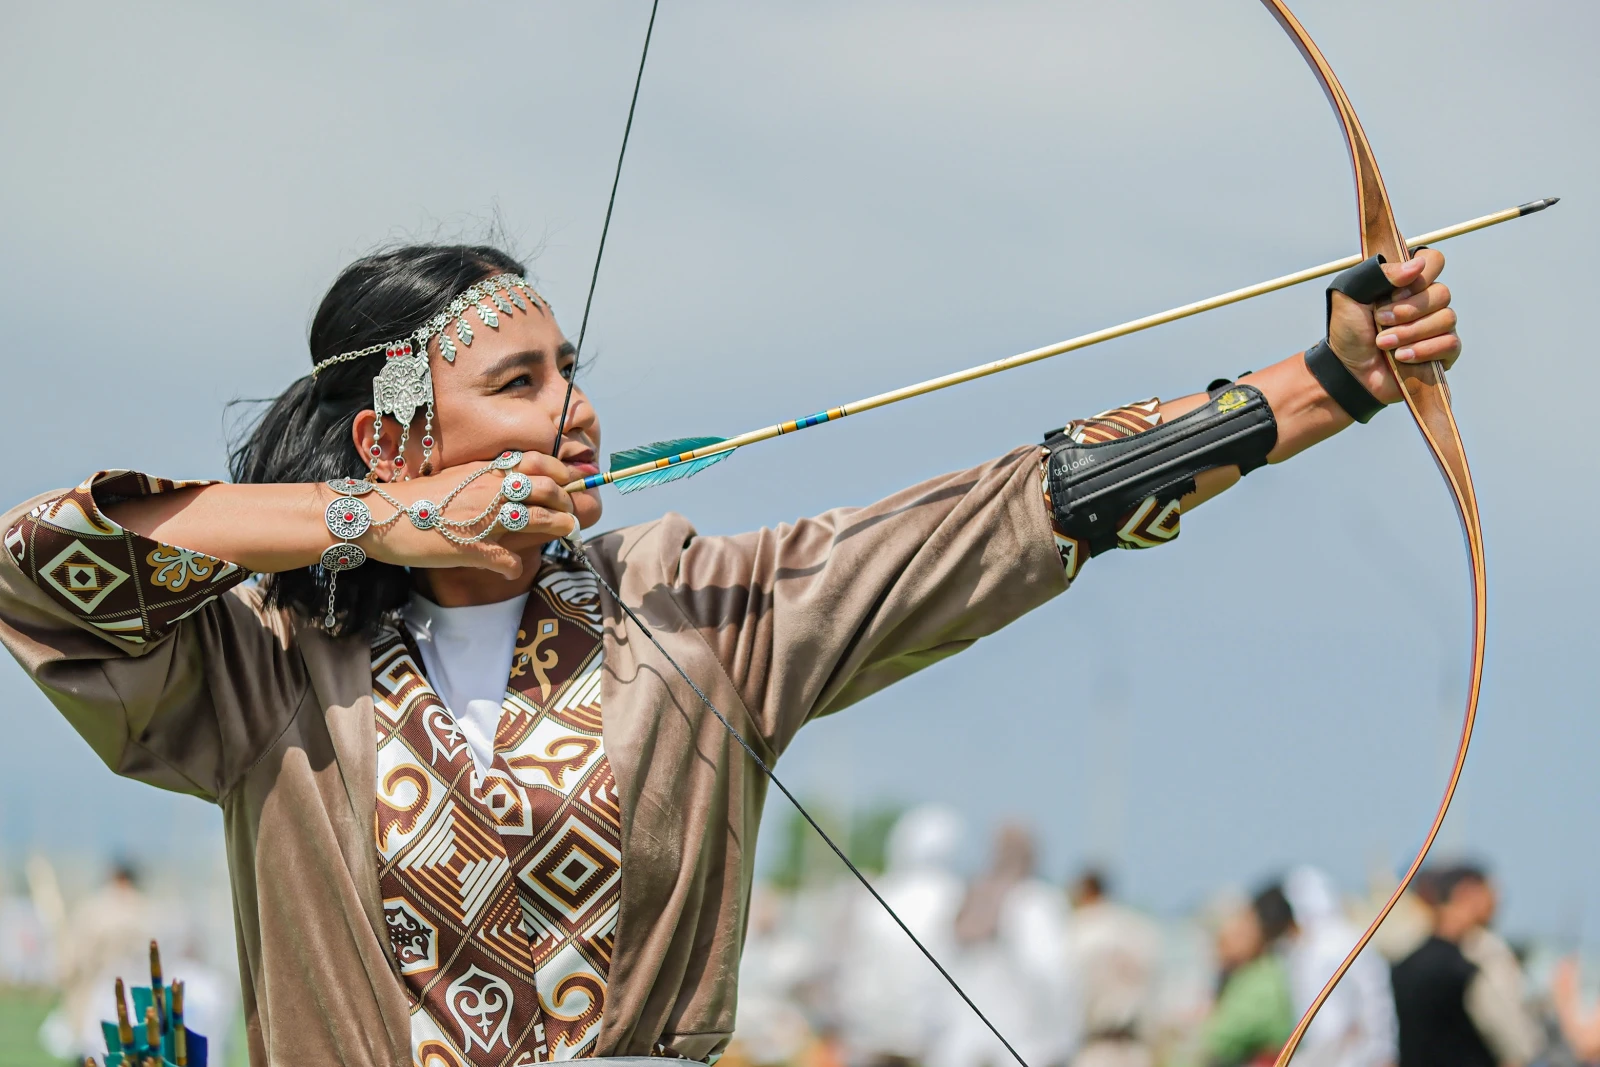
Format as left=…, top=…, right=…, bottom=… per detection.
left=779, top=408, right=846, bottom=433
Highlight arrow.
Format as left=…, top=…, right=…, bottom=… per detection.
left=568, top=197, right=1557, bottom=495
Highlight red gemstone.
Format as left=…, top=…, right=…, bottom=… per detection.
left=418, top=509, right=429, bottom=519
left=394, top=455, right=405, bottom=468
left=344, top=512, right=355, bottom=522
left=501, top=451, right=512, bottom=458
left=422, top=436, right=434, bottom=448
left=338, top=556, right=350, bottom=565
left=511, top=510, right=521, bottom=519
left=369, top=444, right=381, bottom=457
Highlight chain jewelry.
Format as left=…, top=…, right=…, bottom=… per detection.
left=308, top=275, right=549, bottom=480
left=319, top=452, right=547, bottom=628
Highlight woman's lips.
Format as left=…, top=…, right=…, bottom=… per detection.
left=562, top=449, right=599, bottom=477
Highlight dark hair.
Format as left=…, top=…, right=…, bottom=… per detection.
left=1251, top=882, right=1295, bottom=943
left=229, top=244, right=526, bottom=636
left=1433, top=862, right=1490, bottom=905
left=1072, top=866, right=1110, bottom=900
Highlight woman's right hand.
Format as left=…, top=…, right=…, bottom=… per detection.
left=349, top=451, right=580, bottom=578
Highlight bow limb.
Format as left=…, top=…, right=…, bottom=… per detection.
left=1256, top=4, right=1488, bottom=1065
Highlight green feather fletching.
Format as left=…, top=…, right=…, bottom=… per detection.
left=608, top=436, right=734, bottom=494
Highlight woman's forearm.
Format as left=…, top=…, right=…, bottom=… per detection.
left=1173, top=350, right=1353, bottom=511
left=102, top=481, right=335, bottom=574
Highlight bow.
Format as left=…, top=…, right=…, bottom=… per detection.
left=555, top=4, right=1494, bottom=1065
left=1257, top=3, right=1487, bottom=1063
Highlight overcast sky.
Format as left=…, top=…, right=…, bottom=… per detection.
left=1, top=0, right=1594, bottom=938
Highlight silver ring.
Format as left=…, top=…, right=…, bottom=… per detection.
left=407, top=499, right=440, bottom=530
left=501, top=472, right=532, bottom=502
left=326, top=477, right=375, bottom=496
left=497, top=501, right=531, bottom=532
left=321, top=542, right=367, bottom=571
left=326, top=496, right=372, bottom=540
left=491, top=450, right=523, bottom=470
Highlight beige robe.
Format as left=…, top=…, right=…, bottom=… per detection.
left=0, top=445, right=1065, bottom=1065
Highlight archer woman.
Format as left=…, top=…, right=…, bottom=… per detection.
left=0, top=241, right=1459, bottom=1067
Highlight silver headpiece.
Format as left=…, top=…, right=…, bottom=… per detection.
left=309, top=272, right=547, bottom=477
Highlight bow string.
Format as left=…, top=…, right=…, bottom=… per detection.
left=551, top=6, right=1502, bottom=1067
left=1256, top=3, right=1489, bottom=1064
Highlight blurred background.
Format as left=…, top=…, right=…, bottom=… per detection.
left=0, top=0, right=1594, bottom=1064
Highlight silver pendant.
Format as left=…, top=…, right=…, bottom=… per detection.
left=498, top=501, right=530, bottom=532
left=439, top=335, right=457, bottom=363
left=372, top=351, right=433, bottom=433
left=456, top=316, right=473, bottom=346
left=321, top=542, right=367, bottom=572
left=476, top=301, right=499, bottom=329
left=491, top=450, right=523, bottom=470
left=501, top=472, right=532, bottom=502
left=407, top=500, right=440, bottom=530
left=327, top=478, right=375, bottom=496
left=326, top=496, right=373, bottom=540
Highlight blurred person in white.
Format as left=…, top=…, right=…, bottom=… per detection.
left=1551, top=956, right=1600, bottom=1065
left=1280, top=866, right=1397, bottom=1067
left=1064, top=867, right=1162, bottom=1067
left=836, top=805, right=968, bottom=1067
left=933, top=823, right=1075, bottom=1067
left=1448, top=866, right=1542, bottom=1067
left=0, top=875, right=53, bottom=985
left=732, top=884, right=820, bottom=1067
left=40, top=859, right=153, bottom=1060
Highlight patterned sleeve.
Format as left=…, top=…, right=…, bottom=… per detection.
left=3, top=470, right=250, bottom=647
left=1039, top=397, right=1173, bottom=582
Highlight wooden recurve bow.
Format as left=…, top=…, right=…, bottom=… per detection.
left=1256, top=3, right=1489, bottom=1064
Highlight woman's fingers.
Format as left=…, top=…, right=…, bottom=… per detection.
left=1380, top=248, right=1446, bottom=298
left=465, top=541, right=524, bottom=579
left=511, top=455, right=577, bottom=514
left=1385, top=330, right=1461, bottom=366
left=1378, top=281, right=1451, bottom=326
left=1376, top=306, right=1458, bottom=352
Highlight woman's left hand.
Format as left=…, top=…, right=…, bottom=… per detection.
left=1328, top=247, right=1461, bottom=406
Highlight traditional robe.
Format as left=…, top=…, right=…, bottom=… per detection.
left=0, top=446, right=1069, bottom=1065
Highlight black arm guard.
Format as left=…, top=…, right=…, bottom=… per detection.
left=1044, top=384, right=1278, bottom=557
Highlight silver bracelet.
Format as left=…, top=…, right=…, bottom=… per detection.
left=319, top=451, right=534, bottom=628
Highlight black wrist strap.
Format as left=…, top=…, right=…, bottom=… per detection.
left=1043, top=383, right=1277, bottom=557
left=1305, top=340, right=1384, bottom=424
left=1308, top=253, right=1390, bottom=425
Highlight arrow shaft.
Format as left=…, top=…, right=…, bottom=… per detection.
left=571, top=199, right=1552, bottom=493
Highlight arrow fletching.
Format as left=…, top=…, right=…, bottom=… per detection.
left=607, top=436, right=734, bottom=494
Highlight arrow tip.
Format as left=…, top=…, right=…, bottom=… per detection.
left=1518, top=197, right=1561, bottom=214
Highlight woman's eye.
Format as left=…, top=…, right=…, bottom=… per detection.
left=559, top=363, right=576, bottom=382
left=497, top=374, right=533, bottom=393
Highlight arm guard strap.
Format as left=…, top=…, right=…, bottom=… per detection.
left=1043, top=384, right=1278, bottom=558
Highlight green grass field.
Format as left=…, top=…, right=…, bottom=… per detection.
left=0, top=988, right=250, bottom=1066
left=0, top=987, right=67, bottom=1066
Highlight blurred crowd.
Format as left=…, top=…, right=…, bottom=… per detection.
left=6, top=807, right=1600, bottom=1067
left=0, top=854, right=237, bottom=1063
left=724, top=805, right=1600, bottom=1067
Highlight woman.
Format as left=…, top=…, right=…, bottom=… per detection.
left=0, top=242, right=1459, bottom=1066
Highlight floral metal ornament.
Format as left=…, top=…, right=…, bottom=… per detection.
left=309, top=274, right=549, bottom=479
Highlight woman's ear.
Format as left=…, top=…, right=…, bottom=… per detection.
left=350, top=408, right=404, bottom=482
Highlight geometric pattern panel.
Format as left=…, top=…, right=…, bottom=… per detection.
left=5, top=471, right=248, bottom=646
left=1038, top=398, right=1175, bottom=576
left=375, top=554, right=619, bottom=1066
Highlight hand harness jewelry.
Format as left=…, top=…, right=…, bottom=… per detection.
left=319, top=450, right=547, bottom=628
left=308, top=273, right=549, bottom=478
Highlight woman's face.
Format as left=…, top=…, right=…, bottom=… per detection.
left=356, top=291, right=605, bottom=531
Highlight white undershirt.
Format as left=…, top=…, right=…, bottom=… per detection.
left=402, top=591, right=529, bottom=774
